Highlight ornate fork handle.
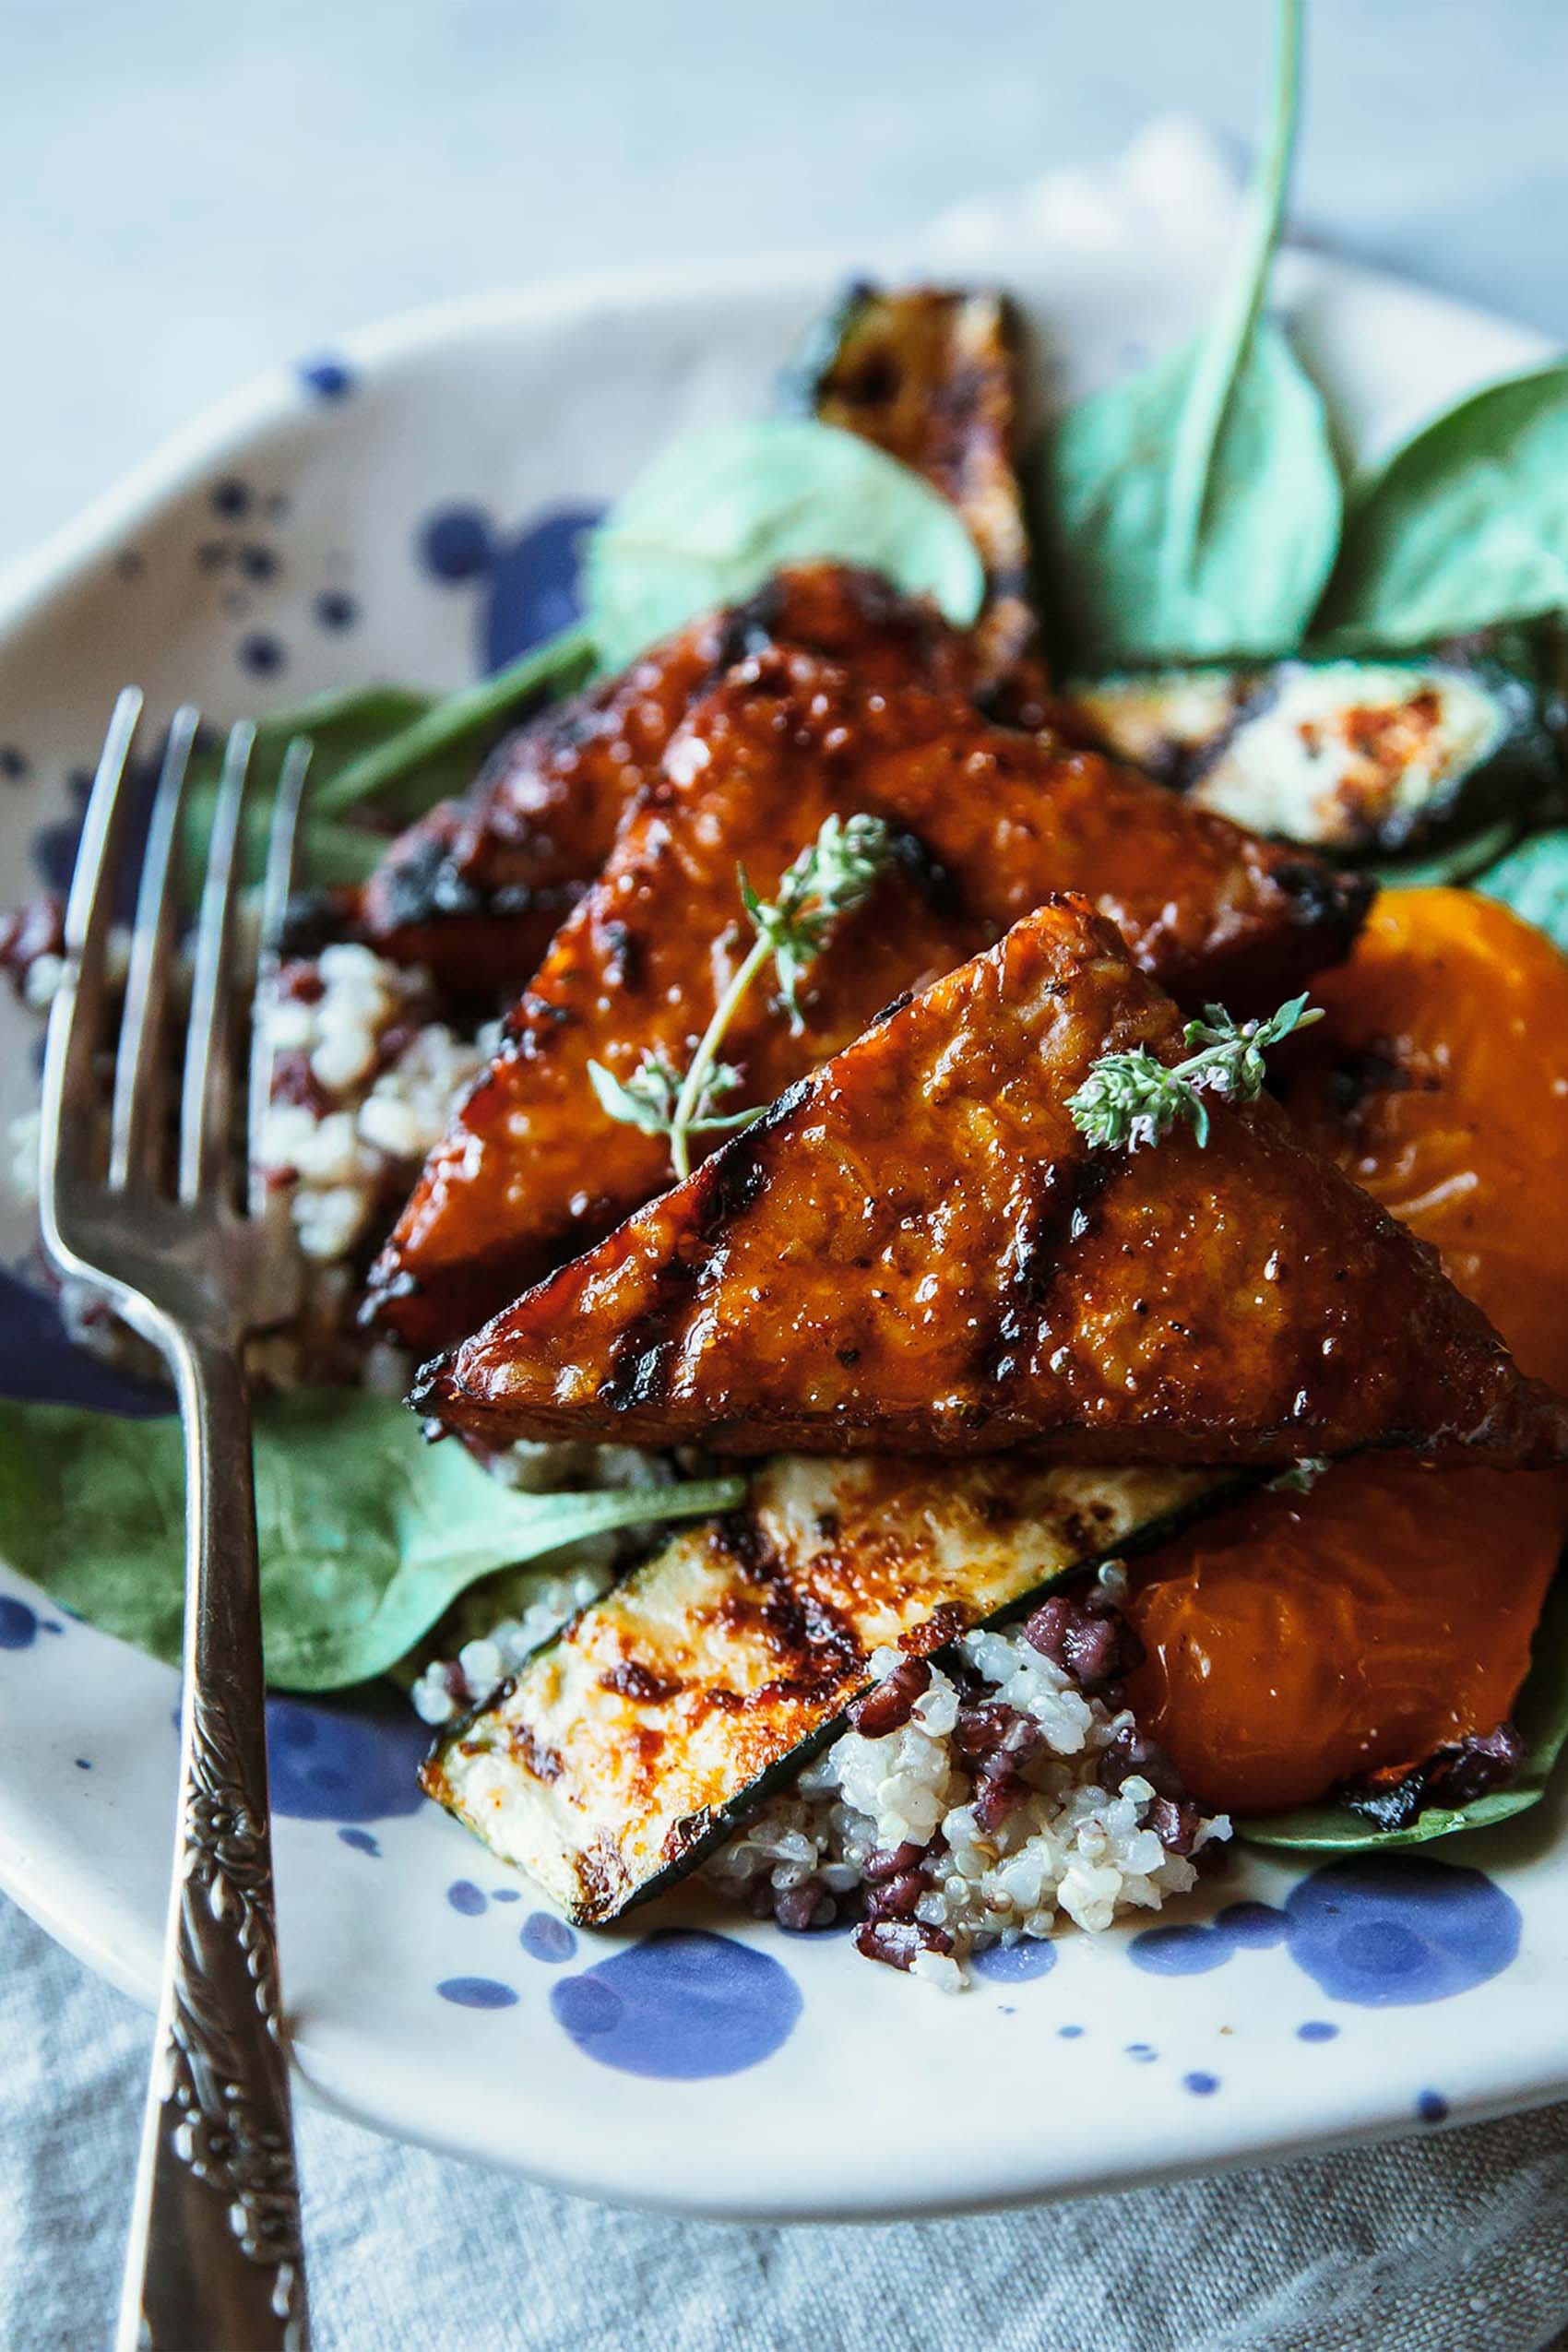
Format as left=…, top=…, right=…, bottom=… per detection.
left=118, top=1331, right=308, bottom=2352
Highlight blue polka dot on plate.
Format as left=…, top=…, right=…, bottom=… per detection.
left=0, top=1596, right=40, bottom=1650
left=1416, top=2089, right=1449, bottom=2123
left=447, top=1880, right=487, bottom=1917
left=971, top=1939, right=1055, bottom=1984
left=419, top=506, right=495, bottom=582
left=1183, top=2072, right=1220, bottom=2097
left=551, top=1929, right=800, bottom=2079
left=299, top=356, right=354, bottom=401
left=437, top=1977, right=518, bottom=2011
left=520, top=1912, right=576, bottom=1964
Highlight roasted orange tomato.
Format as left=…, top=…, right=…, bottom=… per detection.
left=1125, top=889, right=1568, bottom=1813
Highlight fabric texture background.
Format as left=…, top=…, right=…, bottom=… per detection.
left=3, top=1896, right=1566, bottom=2352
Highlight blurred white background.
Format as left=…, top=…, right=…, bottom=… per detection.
left=4, top=0, right=1568, bottom=567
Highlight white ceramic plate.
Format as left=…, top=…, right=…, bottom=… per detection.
left=1, top=203, right=1564, bottom=2220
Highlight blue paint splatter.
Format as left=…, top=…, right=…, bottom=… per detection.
left=551, top=1929, right=801, bottom=2079
left=482, top=506, right=602, bottom=670
left=1183, top=2072, right=1220, bottom=2097
left=971, top=1940, right=1056, bottom=1984
left=300, top=356, right=353, bottom=401
left=74, top=1758, right=92, bottom=1772
left=520, top=1912, right=576, bottom=1965
left=447, top=1880, right=487, bottom=1917
left=266, top=1691, right=429, bottom=1823
left=1058, top=2025, right=1085, bottom=2039
left=314, top=590, right=358, bottom=630
left=1283, top=1859, right=1520, bottom=2009
left=1132, top=1899, right=1289, bottom=1978
left=1215, top=1901, right=1289, bottom=1948
left=238, top=633, right=284, bottom=677
left=493, top=1888, right=521, bottom=1904
left=1416, top=2089, right=1450, bottom=2123
left=0, top=1269, right=167, bottom=1415
left=420, top=505, right=494, bottom=582
left=1297, top=2020, right=1338, bottom=2043
left=0, top=1596, right=39, bottom=1650
left=437, top=1977, right=518, bottom=2011
left=1125, top=2042, right=1158, bottom=2064
left=338, top=1828, right=378, bottom=1857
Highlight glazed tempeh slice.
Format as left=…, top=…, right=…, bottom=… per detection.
left=799, top=282, right=1041, bottom=697
left=422, top=893, right=1568, bottom=1470
left=369, top=651, right=1371, bottom=1350
left=422, top=1454, right=1221, bottom=1922
left=356, top=564, right=980, bottom=1000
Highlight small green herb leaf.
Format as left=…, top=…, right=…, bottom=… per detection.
left=1035, top=0, right=1341, bottom=665
left=591, top=812, right=896, bottom=1177
left=585, top=420, right=986, bottom=670
left=1475, top=826, right=1568, bottom=951
left=1317, top=362, right=1568, bottom=647
left=1068, top=994, right=1322, bottom=1155
left=0, top=1391, right=743, bottom=1692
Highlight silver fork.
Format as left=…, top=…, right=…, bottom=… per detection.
left=39, top=688, right=314, bottom=2352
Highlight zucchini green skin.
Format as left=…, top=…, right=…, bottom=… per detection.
left=787, top=281, right=1041, bottom=693
left=422, top=1455, right=1227, bottom=1924
left=1241, top=1555, right=1568, bottom=1852
left=1065, top=622, right=1568, bottom=861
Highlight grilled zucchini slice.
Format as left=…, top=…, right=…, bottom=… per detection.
left=1069, top=626, right=1568, bottom=860
left=791, top=282, right=1040, bottom=692
left=422, top=1455, right=1225, bottom=1923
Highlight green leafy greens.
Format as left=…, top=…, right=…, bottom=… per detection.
left=1476, top=826, right=1568, bottom=949
left=584, top=419, right=987, bottom=670
left=0, top=1391, right=743, bottom=1692
left=1067, top=994, right=1322, bottom=1155
left=1036, top=0, right=1341, bottom=665
left=1318, top=361, right=1568, bottom=648
left=183, top=628, right=599, bottom=889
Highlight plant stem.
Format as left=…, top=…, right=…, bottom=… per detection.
left=1163, top=0, right=1301, bottom=588
left=668, top=932, right=773, bottom=1178
left=310, top=622, right=598, bottom=816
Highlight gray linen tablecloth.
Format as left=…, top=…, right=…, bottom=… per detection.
left=3, top=1895, right=1566, bottom=2351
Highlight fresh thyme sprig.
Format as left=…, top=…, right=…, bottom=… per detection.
left=1067, top=992, right=1323, bottom=1154
left=588, top=811, right=894, bottom=1178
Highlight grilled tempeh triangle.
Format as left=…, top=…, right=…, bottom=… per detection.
left=369, top=649, right=1370, bottom=1351
left=419, top=894, right=1567, bottom=1469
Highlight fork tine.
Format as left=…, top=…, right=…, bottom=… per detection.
left=245, top=735, right=311, bottom=1217
left=177, top=719, right=254, bottom=1206
left=108, top=706, right=201, bottom=1193
left=38, top=689, right=145, bottom=1226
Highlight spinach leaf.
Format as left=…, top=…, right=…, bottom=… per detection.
left=1240, top=1562, right=1568, bottom=1851
left=1475, top=826, right=1568, bottom=949
left=183, top=627, right=598, bottom=889
left=1035, top=0, right=1341, bottom=665
left=307, top=624, right=598, bottom=819
left=0, top=1391, right=743, bottom=1692
left=1317, top=362, right=1568, bottom=648
left=584, top=419, right=986, bottom=670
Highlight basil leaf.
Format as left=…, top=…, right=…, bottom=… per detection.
left=1475, top=826, right=1568, bottom=948
left=0, top=1391, right=743, bottom=1692
left=307, top=624, right=598, bottom=819
left=1240, top=1562, right=1568, bottom=1851
left=1035, top=0, right=1340, bottom=666
left=584, top=419, right=986, bottom=670
left=1317, top=362, right=1568, bottom=648
left=183, top=626, right=598, bottom=889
